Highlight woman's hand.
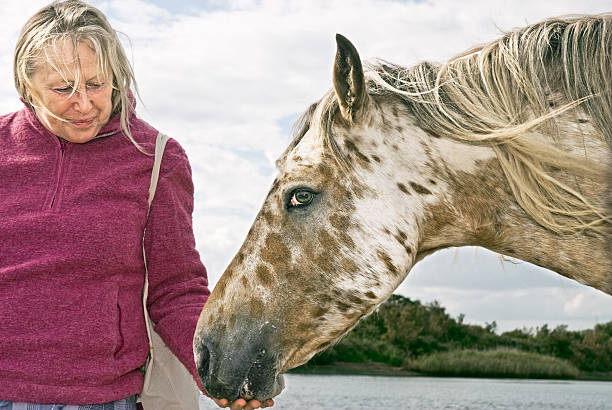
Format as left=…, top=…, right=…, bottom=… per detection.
left=213, top=397, right=274, bottom=409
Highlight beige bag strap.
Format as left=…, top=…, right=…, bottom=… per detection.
left=142, top=132, right=170, bottom=391
left=140, top=133, right=201, bottom=410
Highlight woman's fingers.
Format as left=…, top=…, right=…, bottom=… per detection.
left=229, top=398, right=248, bottom=410
left=244, top=399, right=262, bottom=410
left=212, top=397, right=274, bottom=409
left=261, top=399, right=275, bottom=408
left=212, top=397, right=229, bottom=407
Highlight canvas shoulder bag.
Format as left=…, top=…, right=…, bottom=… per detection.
left=138, top=132, right=201, bottom=410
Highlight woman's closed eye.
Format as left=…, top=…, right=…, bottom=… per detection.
left=86, top=82, right=104, bottom=90
left=53, top=85, right=73, bottom=94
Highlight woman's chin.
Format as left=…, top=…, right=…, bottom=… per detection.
left=61, top=125, right=101, bottom=143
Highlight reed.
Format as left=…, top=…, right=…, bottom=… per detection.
left=406, top=348, right=580, bottom=379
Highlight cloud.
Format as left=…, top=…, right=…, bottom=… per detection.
left=2, top=0, right=610, bottom=330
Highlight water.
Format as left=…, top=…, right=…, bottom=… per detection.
left=199, top=375, right=612, bottom=410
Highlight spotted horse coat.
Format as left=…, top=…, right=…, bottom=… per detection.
left=195, top=17, right=611, bottom=403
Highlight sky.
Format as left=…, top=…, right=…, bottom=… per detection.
left=2, top=0, right=611, bottom=333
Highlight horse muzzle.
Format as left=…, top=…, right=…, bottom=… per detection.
left=194, top=319, right=285, bottom=402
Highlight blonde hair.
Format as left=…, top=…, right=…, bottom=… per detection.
left=14, top=0, right=142, bottom=150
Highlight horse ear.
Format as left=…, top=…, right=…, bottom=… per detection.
left=333, top=34, right=369, bottom=123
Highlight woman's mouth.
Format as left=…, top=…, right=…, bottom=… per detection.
left=69, top=118, right=95, bottom=128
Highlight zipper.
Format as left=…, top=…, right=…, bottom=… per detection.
left=49, top=139, right=68, bottom=209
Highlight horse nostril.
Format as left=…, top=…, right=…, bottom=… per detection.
left=195, top=342, right=210, bottom=385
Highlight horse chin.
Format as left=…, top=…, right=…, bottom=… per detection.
left=240, top=373, right=285, bottom=402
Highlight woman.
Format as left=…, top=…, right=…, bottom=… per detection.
left=0, top=1, right=272, bottom=409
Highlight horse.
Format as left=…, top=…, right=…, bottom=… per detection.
left=194, top=14, right=611, bottom=402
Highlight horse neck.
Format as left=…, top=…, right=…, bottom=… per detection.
left=417, top=135, right=611, bottom=294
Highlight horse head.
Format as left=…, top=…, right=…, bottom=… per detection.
left=195, top=21, right=610, bottom=401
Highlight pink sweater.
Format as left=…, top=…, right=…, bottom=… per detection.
left=0, top=103, right=210, bottom=404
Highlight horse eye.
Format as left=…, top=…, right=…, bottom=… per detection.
left=289, top=190, right=314, bottom=208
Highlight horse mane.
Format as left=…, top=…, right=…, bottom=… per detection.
left=287, top=14, right=611, bottom=234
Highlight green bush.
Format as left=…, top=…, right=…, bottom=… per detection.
left=406, top=349, right=580, bottom=379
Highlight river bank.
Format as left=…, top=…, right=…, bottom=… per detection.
left=290, top=361, right=612, bottom=381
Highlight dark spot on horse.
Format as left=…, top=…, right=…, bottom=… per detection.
left=234, top=253, right=244, bottom=265
left=344, top=140, right=370, bottom=163
left=365, top=291, right=377, bottom=299
left=255, top=264, right=273, bottom=287
left=261, top=233, right=291, bottom=273
left=372, top=155, right=381, bottom=163
left=392, top=106, right=399, bottom=118
left=213, top=277, right=227, bottom=300
left=395, top=125, right=404, bottom=133
left=319, top=294, right=332, bottom=304
left=317, top=163, right=334, bottom=180
left=429, top=179, right=437, bottom=185
left=316, top=341, right=332, bottom=351
left=347, top=294, right=363, bottom=305
left=339, top=232, right=355, bottom=250
left=397, top=230, right=407, bottom=241
left=330, top=214, right=350, bottom=231
left=296, top=322, right=312, bottom=333
left=346, top=311, right=361, bottom=320
left=341, top=258, right=358, bottom=274
left=292, top=155, right=303, bottom=162
left=261, top=210, right=274, bottom=225
left=577, top=118, right=588, bottom=124
left=248, top=298, right=264, bottom=316
left=506, top=248, right=516, bottom=255
left=397, top=183, right=410, bottom=194
left=311, top=305, right=329, bottom=318
left=336, top=301, right=350, bottom=312
left=315, top=254, right=334, bottom=272
left=269, top=178, right=280, bottom=194
left=331, top=184, right=349, bottom=203
left=240, top=275, right=248, bottom=288
left=377, top=249, right=399, bottom=276
left=392, top=144, right=399, bottom=151
left=319, top=229, right=338, bottom=250
left=355, top=150, right=371, bottom=164
left=303, top=241, right=316, bottom=259
left=410, top=182, right=432, bottom=195
left=344, top=140, right=358, bottom=153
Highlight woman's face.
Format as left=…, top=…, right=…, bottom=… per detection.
left=30, top=39, right=113, bottom=143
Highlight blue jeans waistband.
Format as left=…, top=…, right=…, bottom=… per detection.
left=0, top=396, right=137, bottom=410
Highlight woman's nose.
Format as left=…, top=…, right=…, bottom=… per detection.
left=71, top=89, right=93, bottom=112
